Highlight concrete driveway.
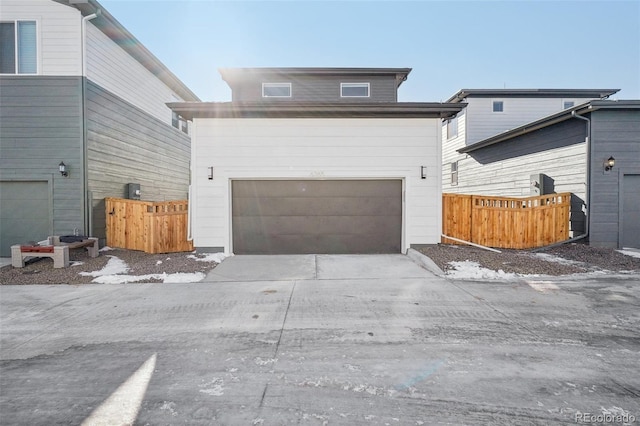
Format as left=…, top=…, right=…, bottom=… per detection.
left=1, top=254, right=639, bottom=425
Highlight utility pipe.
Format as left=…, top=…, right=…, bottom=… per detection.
left=441, top=234, right=502, bottom=253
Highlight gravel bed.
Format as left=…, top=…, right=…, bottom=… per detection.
left=418, top=242, right=640, bottom=276
left=0, top=249, right=219, bottom=285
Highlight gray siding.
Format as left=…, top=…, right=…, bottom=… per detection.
left=0, top=76, right=85, bottom=237
left=86, top=80, right=191, bottom=240
left=231, top=75, right=397, bottom=103
left=589, top=109, right=640, bottom=248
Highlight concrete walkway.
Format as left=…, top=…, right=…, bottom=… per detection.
left=205, top=254, right=436, bottom=281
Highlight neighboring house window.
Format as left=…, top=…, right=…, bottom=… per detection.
left=451, top=161, right=458, bottom=186
left=262, top=82, right=291, bottom=98
left=446, top=116, right=458, bottom=139
left=341, top=82, right=370, bottom=98
left=563, top=101, right=574, bottom=109
left=492, top=101, right=504, bottom=112
left=0, top=20, right=37, bottom=74
left=172, top=111, right=189, bottom=134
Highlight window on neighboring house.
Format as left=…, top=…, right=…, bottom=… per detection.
left=172, top=111, right=189, bottom=134
left=262, top=82, right=291, bottom=98
left=563, top=101, right=574, bottom=109
left=0, top=21, right=37, bottom=74
left=446, top=116, right=458, bottom=139
left=492, top=101, right=504, bottom=112
left=451, top=161, right=458, bottom=186
left=341, top=82, right=370, bottom=98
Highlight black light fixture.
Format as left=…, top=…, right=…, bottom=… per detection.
left=604, top=156, right=615, bottom=172
left=58, top=161, right=68, bottom=177
left=421, top=166, right=427, bottom=179
left=208, top=166, right=214, bottom=180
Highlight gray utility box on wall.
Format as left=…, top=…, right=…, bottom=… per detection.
left=530, top=173, right=554, bottom=196
left=127, top=183, right=141, bottom=200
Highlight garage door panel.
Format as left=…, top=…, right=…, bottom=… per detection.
left=622, top=174, right=640, bottom=248
left=232, top=180, right=401, bottom=254
left=233, top=196, right=402, bottom=217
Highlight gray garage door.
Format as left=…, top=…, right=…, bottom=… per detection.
left=0, top=181, right=51, bottom=257
left=622, top=174, right=640, bottom=248
left=232, top=180, right=402, bottom=254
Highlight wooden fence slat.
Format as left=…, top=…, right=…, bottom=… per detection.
left=106, top=197, right=193, bottom=254
left=442, top=192, right=571, bottom=249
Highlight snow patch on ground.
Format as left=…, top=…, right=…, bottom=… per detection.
left=79, top=256, right=129, bottom=277
left=618, top=249, right=640, bottom=259
left=187, top=252, right=229, bottom=263
left=99, top=246, right=115, bottom=252
left=79, top=255, right=205, bottom=283
left=446, top=261, right=522, bottom=281
left=91, top=272, right=205, bottom=284
left=534, top=252, right=585, bottom=266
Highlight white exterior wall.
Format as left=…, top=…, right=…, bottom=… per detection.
left=0, top=0, right=82, bottom=76
left=85, top=23, right=183, bottom=124
left=191, top=118, right=442, bottom=253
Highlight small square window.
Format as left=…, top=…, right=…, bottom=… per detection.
left=262, top=82, right=291, bottom=98
left=0, top=20, right=37, bottom=74
left=492, top=101, right=504, bottom=112
left=341, top=82, right=370, bottom=98
left=564, top=101, right=574, bottom=109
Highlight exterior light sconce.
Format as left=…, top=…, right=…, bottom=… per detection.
left=59, top=161, right=68, bottom=177
left=421, top=166, right=427, bottom=179
left=207, top=166, right=214, bottom=180
left=604, top=156, right=615, bottom=173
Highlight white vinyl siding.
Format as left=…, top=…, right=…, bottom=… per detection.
left=464, top=97, right=597, bottom=145
left=0, top=0, right=81, bottom=76
left=191, top=118, right=442, bottom=253
left=85, top=23, right=184, bottom=124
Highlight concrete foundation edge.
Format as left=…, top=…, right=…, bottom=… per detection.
left=406, top=248, right=445, bottom=277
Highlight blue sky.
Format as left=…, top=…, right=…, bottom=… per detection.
left=100, top=0, right=640, bottom=102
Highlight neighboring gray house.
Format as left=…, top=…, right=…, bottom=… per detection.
left=455, top=100, right=640, bottom=249
left=169, top=67, right=465, bottom=255
left=0, top=0, right=199, bottom=256
left=442, top=89, right=618, bottom=195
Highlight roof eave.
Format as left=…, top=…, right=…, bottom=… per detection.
left=167, top=102, right=465, bottom=121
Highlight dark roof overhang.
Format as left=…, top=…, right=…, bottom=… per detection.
left=446, top=88, right=620, bottom=103
left=458, top=100, right=640, bottom=154
left=219, top=67, right=413, bottom=89
left=53, top=0, right=200, bottom=101
left=167, top=101, right=466, bottom=121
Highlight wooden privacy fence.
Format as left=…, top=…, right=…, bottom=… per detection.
left=442, top=192, right=571, bottom=249
left=105, top=198, right=193, bottom=254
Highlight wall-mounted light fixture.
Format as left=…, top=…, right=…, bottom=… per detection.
left=59, top=161, right=68, bottom=177
left=604, top=156, right=615, bottom=172
left=421, top=166, right=427, bottom=179
left=208, top=166, right=214, bottom=180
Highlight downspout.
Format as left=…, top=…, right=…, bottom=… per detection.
left=81, top=11, right=99, bottom=236
left=535, top=110, right=591, bottom=251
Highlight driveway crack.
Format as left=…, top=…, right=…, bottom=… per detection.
left=274, top=281, right=296, bottom=358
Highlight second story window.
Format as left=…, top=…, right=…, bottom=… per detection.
left=446, top=116, right=458, bottom=139
left=341, top=82, right=370, bottom=98
left=492, top=101, right=504, bottom=112
left=563, top=101, right=575, bottom=109
left=262, top=82, right=291, bottom=98
left=0, top=21, right=37, bottom=74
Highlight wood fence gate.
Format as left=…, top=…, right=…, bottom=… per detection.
left=105, top=198, right=193, bottom=254
left=442, top=192, right=571, bottom=249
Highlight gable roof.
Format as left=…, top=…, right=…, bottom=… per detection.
left=458, top=100, right=640, bottom=154
left=219, top=68, right=412, bottom=89
left=446, top=88, right=619, bottom=103
left=53, top=0, right=200, bottom=102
